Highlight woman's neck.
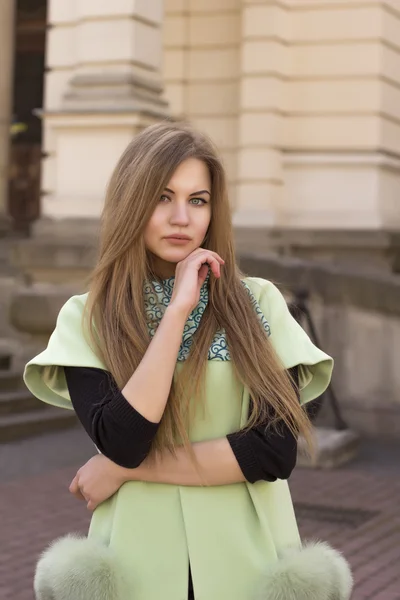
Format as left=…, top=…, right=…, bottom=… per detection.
left=148, top=254, right=177, bottom=280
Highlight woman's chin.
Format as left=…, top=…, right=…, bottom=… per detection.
left=156, top=248, right=193, bottom=264
left=150, top=249, right=192, bottom=277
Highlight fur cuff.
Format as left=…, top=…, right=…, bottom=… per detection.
left=34, top=535, right=353, bottom=600
left=256, top=540, right=353, bottom=600
left=34, top=534, right=129, bottom=600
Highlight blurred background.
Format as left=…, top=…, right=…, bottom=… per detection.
left=1, top=1, right=400, bottom=599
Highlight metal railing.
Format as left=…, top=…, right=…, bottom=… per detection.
left=288, top=289, right=348, bottom=431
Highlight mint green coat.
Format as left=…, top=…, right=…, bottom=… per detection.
left=24, top=278, right=334, bottom=600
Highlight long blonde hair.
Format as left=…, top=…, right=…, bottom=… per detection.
left=85, top=122, right=313, bottom=457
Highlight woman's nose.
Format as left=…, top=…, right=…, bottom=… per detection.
left=170, top=204, right=190, bottom=226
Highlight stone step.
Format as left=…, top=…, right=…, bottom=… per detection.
left=0, top=355, right=11, bottom=370
left=0, top=237, right=17, bottom=276
left=0, top=389, right=46, bottom=416
left=0, top=407, right=77, bottom=443
left=297, top=427, right=360, bottom=469
left=0, top=369, right=25, bottom=392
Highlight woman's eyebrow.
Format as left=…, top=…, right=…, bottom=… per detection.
left=164, top=187, right=211, bottom=197
left=189, top=190, right=211, bottom=197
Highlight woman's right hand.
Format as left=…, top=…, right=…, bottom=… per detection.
left=69, top=454, right=127, bottom=511
left=169, top=248, right=225, bottom=317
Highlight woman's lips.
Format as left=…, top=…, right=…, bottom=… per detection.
left=164, top=236, right=191, bottom=244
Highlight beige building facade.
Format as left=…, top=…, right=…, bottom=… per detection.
left=2, top=0, right=400, bottom=244
left=2, top=0, right=400, bottom=438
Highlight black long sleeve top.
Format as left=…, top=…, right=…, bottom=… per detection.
left=64, top=365, right=300, bottom=484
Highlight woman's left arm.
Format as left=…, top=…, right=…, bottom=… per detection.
left=70, top=436, right=246, bottom=509
left=117, top=417, right=297, bottom=487
left=134, top=366, right=300, bottom=486
left=134, top=437, right=246, bottom=486
left=70, top=367, right=302, bottom=506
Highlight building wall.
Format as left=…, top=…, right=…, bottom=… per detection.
left=1, top=0, right=400, bottom=234
left=163, top=0, right=240, bottom=208
left=0, top=0, right=15, bottom=227
left=39, top=0, right=167, bottom=222
left=282, top=0, right=400, bottom=230
left=163, top=0, right=400, bottom=231
left=5, top=0, right=400, bottom=436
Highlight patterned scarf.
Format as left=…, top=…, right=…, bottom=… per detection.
left=143, top=274, right=270, bottom=362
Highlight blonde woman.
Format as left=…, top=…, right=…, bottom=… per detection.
left=24, top=122, right=353, bottom=600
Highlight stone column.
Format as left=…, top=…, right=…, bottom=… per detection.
left=282, top=0, right=400, bottom=231
left=163, top=0, right=240, bottom=207
left=234, top=0, right=400, bottom=269
left=0, top=0, right=15, bottom=234
left=14, top=0, right=169, bottom=282
left=233, top=0, right=289, bottom=231
left=38, top=0, right=168, bottom=231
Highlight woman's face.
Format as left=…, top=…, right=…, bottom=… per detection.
left=144, top=158, right=212, bottom=278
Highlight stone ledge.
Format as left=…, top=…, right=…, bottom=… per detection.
left=234, top=226, right=400, bottom=273
left=9, top=284, right=80, bottom=336
left=11, top=237, right=98, bottom=271
left=297, top=427, right=360, bottom=469
left=0, top=215, right=11, bottom=237
left=10, top=236, right=400, bottom=317
left=238, top=253, right=400, bottom=318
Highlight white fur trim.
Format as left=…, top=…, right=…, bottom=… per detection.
left=256, top=540, right=353, bottom=600
left=34, top=534, right=129, bottom=600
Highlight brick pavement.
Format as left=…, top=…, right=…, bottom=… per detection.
left=1, top=427, right=400, bottom=599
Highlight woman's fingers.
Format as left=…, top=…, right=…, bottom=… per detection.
left=69, top=474, right=79, bottom=494
left=199, top=249, right=225, bottom=264
left=69, top=475, right=86, bottom=501
left=87, top=499, right=97, bottom=512
left=208, top=259, right=220, bottom=278
left=71, top=479, right=92, bottom=506
left=204, top=255, right=221, bottom=278
left=191, top=250, right=223, bottom=278
left=207, top=252, right=225, bottom=265
left=198, top=263, right=209, bottom=285
left=188, top=248, right=225, bottom=266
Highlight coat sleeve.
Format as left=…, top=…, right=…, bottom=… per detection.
left=23, top=293, right=106, bottom=410
left=64, top=366, right=160, bottom=468
left=227, top=366, right=300, bottom=484
left=245, top=277, right=334, bottom=405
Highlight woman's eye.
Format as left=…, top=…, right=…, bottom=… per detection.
left=190, top=198, right=207, bottom=206
left=160, top=195, right=170, bottom=202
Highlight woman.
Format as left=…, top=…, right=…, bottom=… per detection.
left=24, top=122, right=352, bottom=600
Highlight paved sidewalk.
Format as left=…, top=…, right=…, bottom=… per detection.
left=1, top=427, right=400, bottom=599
